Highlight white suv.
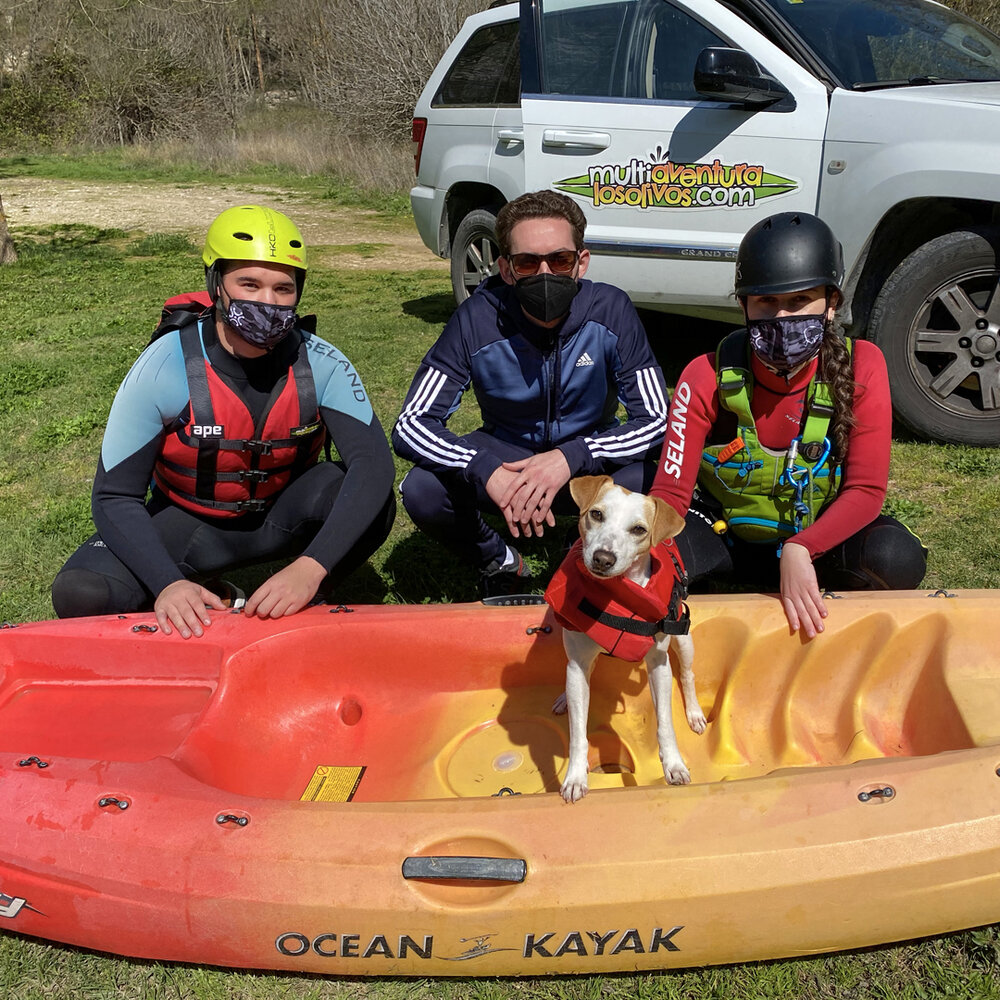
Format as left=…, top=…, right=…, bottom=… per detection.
left=411, top=0, right=1000, bottom=446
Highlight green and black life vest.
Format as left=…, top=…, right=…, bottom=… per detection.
left=698, top=329, right=851, bottom=543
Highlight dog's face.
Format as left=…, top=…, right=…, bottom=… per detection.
left=569, top=476, right=685, bottom=579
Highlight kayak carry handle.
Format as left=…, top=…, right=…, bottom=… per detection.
left=402, top=856, right=527, bottom=883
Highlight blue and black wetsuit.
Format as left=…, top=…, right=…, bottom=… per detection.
left=52, top=315, right=395, bottom=617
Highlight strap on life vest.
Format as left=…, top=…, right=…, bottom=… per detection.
left=576, top=595, right=690, bottom=638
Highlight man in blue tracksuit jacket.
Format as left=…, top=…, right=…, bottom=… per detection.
left=392, top=191, right=668, bottom=595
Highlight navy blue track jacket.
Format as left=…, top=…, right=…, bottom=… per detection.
left=392, top=276, right=668, bottom=487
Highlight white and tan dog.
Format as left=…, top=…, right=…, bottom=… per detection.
left=547, top=475, right=706, bottom=803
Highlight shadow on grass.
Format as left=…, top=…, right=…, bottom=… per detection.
left=401, top=291, right=458, bottom=327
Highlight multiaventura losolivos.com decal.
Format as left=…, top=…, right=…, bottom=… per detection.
left=555, top=148, right=797, bottom=210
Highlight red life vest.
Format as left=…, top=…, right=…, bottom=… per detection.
left=544, top=538, right=689, bottom=662
left=153, top=320, right=325, bottom=518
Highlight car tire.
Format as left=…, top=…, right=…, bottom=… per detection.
left=868, top=226, right=1000, bottom=446
left=451, top=208, right=501, bottom=305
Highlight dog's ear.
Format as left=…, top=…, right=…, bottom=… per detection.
left=569, top=475, right=612, bottom=513
left=650, top=496, right=685, bottom=546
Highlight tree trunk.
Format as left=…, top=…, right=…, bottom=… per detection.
left=0, top=193, right=16, bottom=264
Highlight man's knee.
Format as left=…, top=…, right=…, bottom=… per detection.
left=399, top=467, right=455, bottom=528
left=608, top=459, right=659, bottom=495
left=51, top=567, right=140, bottom=618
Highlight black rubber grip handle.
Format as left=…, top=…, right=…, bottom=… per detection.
left=401, top=856, right=527, bottom=882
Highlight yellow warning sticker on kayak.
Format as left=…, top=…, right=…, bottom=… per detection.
left=300, top=765, right=366, bottom=803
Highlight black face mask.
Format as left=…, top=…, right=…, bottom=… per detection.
left=513, top=273, right=580, bottom=323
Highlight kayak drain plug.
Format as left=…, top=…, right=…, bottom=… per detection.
left=98, top=797, right=130, bottom=810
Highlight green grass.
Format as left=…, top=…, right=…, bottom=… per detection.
left=1, top=177, right=1000, bottom=997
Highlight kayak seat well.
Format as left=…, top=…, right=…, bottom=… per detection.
left=171, top=609, right=575, bottom=802
left=167, top=600, right=985, bottom=801
left=0, top=629, right=219, bottom=763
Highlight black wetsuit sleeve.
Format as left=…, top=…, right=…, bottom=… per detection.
left=91, top=438, right=188, bottom=597
left=301, top=406, right=395, bottom=571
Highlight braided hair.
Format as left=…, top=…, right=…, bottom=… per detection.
left=818, top=297, right=855, bottom=464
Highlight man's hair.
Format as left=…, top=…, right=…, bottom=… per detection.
left=495, top=190, right=587, bottom=256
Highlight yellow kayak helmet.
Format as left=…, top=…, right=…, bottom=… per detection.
left=203, top=205, right=308, bottom=302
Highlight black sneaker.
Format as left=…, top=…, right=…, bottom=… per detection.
left=479, top=549, right=534, bottom=600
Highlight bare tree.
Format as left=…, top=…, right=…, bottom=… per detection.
left=0, top=193, right=16, bottom=264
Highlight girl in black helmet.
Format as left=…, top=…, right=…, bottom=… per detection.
left=652, top=212, right=926, bottom=638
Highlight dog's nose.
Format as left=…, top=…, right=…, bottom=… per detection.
left=592, top=548, right=616, bottom=572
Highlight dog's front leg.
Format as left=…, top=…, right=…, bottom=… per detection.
left=672, top=635, right=707, bottom=735
left=647, top=643, right=691, bottom=785
left=560, top=630, right=599, bottom=803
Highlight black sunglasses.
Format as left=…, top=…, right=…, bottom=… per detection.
left=506, top=250, right=580, bottom=277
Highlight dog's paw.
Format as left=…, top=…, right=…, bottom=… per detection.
left=560, top=767, right=589, bottom=803
left=686, top=706, right=707, bottom=735
left=662, top=758, right=692, bottom=785
left=552, top=691, right=568, bottom=715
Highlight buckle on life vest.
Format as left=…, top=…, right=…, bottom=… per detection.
left=238, top=469, right=270, bottom=483
left=799, top=440, right=825, bottom=463
left=234, top=499, right=269, bottom=513
left=243, top=439, right=272, bottom=455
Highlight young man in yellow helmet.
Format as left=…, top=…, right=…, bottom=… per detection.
left=52, top=205, right=395, bottom=637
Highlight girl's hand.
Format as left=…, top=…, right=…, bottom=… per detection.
left=779, top=541, right=828, bottom=638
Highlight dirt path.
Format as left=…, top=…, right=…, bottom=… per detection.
left=3, top=177, right=448, bottom=273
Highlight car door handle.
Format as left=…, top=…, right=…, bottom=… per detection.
left=541, top=129, right=611, bottom=151
left=497, top=128, right=524, bottom=145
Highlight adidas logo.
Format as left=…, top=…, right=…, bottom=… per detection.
left=575, top=352, right=594, bottom=368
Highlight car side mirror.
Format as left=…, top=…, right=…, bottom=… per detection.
left=694, top=47, right=791, bottom=108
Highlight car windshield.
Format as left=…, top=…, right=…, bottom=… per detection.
left=756, top=0, right=1000, bottom=89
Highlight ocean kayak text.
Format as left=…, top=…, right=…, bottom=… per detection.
left=275, top=926, right=683, bottom=961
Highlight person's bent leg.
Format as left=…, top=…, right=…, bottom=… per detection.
left=815, top=515, right=928, bottom=591
left=203, top=462, right=396, bottom=580
left=51, top=535, right=152, bottom=618
left=400, top=433, right=540, bottom=570
left=606, top=457, right=660, bottom=495
left=674, top=504, right=736, bottom=587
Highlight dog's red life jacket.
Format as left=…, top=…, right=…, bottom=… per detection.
left=544, top=538, right=690, bottom=662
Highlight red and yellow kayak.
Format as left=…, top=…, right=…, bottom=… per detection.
left=2, top=591, right=1000, bottom=976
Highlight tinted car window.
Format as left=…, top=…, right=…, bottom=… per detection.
left=433, top=20, right=520, bottom=106
left=540, top=0, right=636, bottom=97
left=646, top=3, right=728, bottom=100
left=758, top=0, right=1000, bottom=87
left=539, top=0, right=726, bottom=100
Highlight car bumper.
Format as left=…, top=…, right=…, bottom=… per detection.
left=410, top=185, right=447, bottom=258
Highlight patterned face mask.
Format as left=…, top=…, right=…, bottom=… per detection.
left=223, top=298, right=297, bottom=350
left=747, top=314, right=826, bottom=374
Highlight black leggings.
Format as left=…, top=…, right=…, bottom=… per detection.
left=51, top=462, right=396, bottom=618
left=675, top=495, right=927, bottom=593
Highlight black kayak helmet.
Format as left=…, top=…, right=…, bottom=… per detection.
left=734, top=212, right=844, bottom=298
